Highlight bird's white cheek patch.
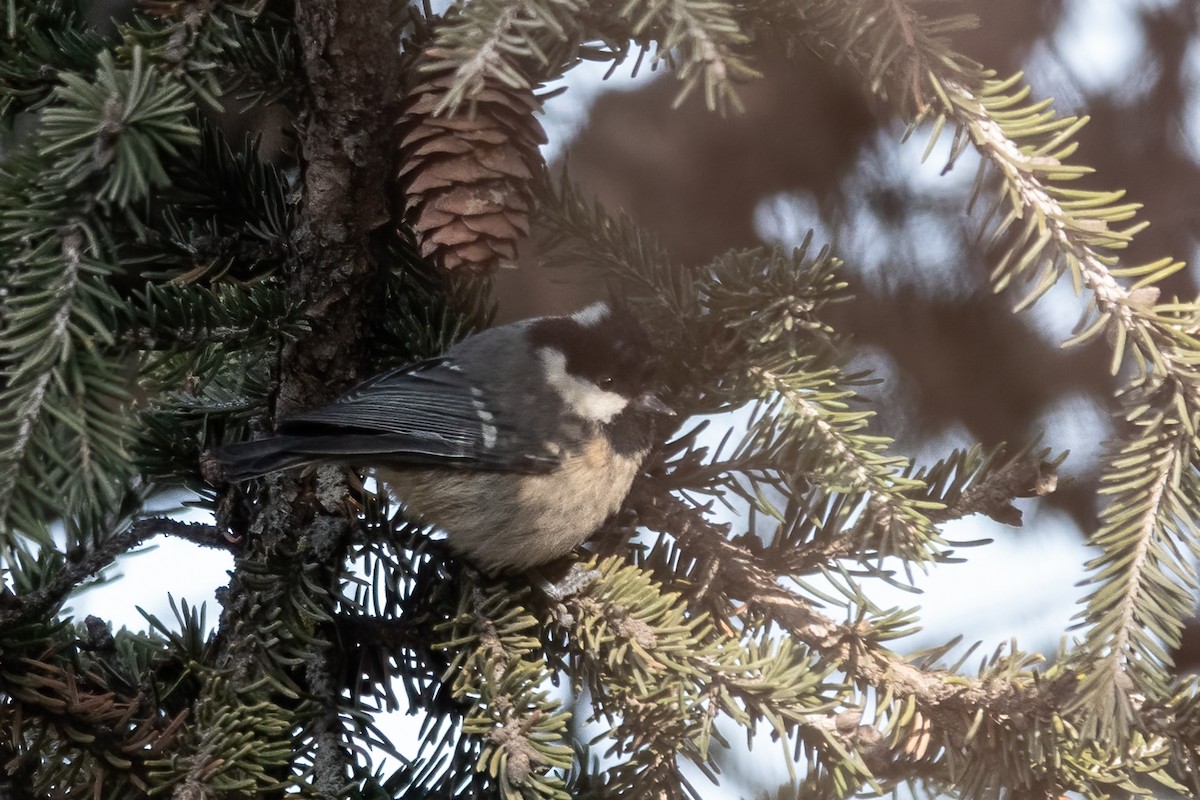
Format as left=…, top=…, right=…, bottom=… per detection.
left=572, top=301, right=611, bottom=327
left=539, top=347, right=628, bottom=423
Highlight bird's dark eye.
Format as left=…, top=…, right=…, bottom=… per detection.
left=598, top=376, right=615, bottom=390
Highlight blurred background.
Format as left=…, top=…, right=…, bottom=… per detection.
left=69, top=0, right=1200, bottom=791
left=501, top=0, right=1200, bottom=660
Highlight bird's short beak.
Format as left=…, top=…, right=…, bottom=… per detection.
left=635, top=391, right=675, bottom=416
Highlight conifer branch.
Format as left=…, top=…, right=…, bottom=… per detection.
left=437, top=581, right=573, bottom=798
left=39, top=47, right=199, bottom=204
left=0, top=518, right=225, bottom=630
left=165, top=673, right=294, bottom=796
left=1073, top=419, right=1196, bottom=734
left=751, top=367, right=880, bottom=489
left=126, top=0, right=274, bottom=109
left=123, top=283, right=302, bottom=352
left=0, top=656, right=188, bottom=793
left=0, top=226, right=81, bottom=535
left=770, top=0, right=1200, bottom=740
left=623, top=0, right=754, bottom=112
left=922, top=445, right=1060, bottom=527
left=946, top=77, right=1197, bottom=380
left=931, top=57, right=1200, bottom=744
left=424, top=0, right=578, bottom=114
left=634, top=489, right=1083, bottom=791
left=1, top=46, right=197, bottom=542
left=0, top=2, right=104, bottom=117
left=447, top=1, right=529, bottom=95
left=1107, top=434, right=1174, bottom=662
left=548, top=557, right=873, bottom=794
left=748, top=365, right=939, bottom=564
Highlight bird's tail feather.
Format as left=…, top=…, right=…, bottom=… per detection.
left=211, top=436, right=322, bottom=482
left=212, top=433, right=473, bottom=481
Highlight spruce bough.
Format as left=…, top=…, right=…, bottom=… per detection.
left=0, top=0, right=1197, bottom=797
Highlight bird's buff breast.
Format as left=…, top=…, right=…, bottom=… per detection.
left=378, top=437, right=643, bottom=572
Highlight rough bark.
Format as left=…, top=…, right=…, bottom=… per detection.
left=208, top=0, right=406, bottom=793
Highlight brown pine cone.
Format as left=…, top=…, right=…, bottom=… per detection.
left=396, top=52, right=547, bottom=273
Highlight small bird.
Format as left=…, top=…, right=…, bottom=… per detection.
left=214, top=301, right=673, bottom=572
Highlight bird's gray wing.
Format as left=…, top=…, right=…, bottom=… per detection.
left=215, top=358, right=560, bottom=481
left=278, top=357, right=559, bottom=471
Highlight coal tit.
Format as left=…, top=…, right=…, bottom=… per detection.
left=214, top=301, right=672, bottom=572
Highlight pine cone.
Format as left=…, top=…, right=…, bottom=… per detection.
left=397, top=52, right=547, bottom=273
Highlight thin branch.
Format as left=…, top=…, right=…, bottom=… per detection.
left=923, top=450, right=1059, bottom=527
left=633, top=490, right=1073, bottom=755
left=305, top=644, right=352, bottom=797
left=1110, top=441, right=1174, bottom=667
left=153, top=518, right=237, bottom=551
left=0, top=518, right=225, bottom=630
